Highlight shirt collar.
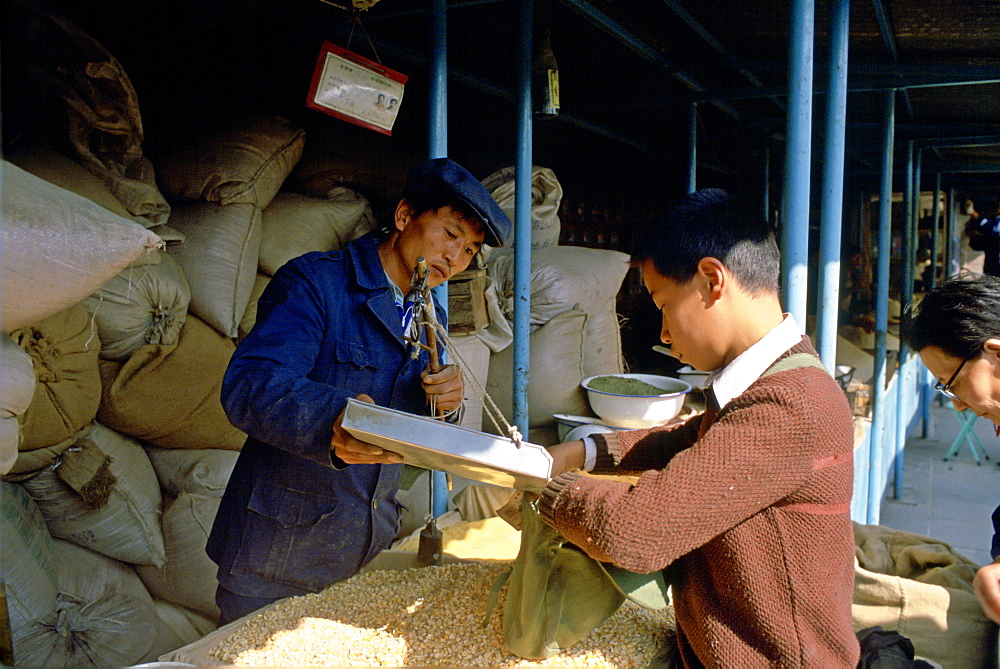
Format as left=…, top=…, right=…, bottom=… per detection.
left=704, top=313, right=804, bottom=409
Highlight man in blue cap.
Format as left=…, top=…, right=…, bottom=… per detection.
left=207, top=158, right=512, bottom=624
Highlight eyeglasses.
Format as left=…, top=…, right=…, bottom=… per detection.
left=934, top=356, right=973, bottom=400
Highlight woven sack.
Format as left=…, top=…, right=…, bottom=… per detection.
left=6, top=1, right=171, bottom=227
left=852, top=523, right=997, bottom=668
left=0, top=481, right=58, bottom=633
left=150, top=600, right=216, bottom=661
left=487, top=246, right=629, bottom=331
left=1, top=334, right=35, bottom=474
left=259, top=189, right=373, bottom=275
left=50, top=538, right=159, bottom=665
left=484, top=308, right=589, bottom=431
left=22, top=422, right=166, bottom=567
left=237, top=272, right=271, bottom=344
left=166, top=201, right=262, bottom=338
left=481, top=165, right=563, bottom=250
left=97, top=314, right=246, bottom=450
left=136, top=493, right=223, bottom=621
left=82, top=252, right=191, bottom=361
left=1, top=162, right=162, bottom=332
left=143, top=445, right=239, bottom=498
left=12, top=303, right=101, bottom=452
left=155, top=114, right=305, bottom=209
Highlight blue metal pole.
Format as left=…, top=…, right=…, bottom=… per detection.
left=869, top=89, right=895, bottom=524
left=687, top=102, right=697, bottom=193
left=893, top=141, right=914, bottom=499
left=948, top=187, right=958, bottom=277
left=780, top=0, right=814, bottom=323
left=921, top=172, right=942, bottom=438
left=428, top=0, right=449, bottom=517
left=816, top=0, right=849, bottom=373
left=512, top=0, right=533, bottom=435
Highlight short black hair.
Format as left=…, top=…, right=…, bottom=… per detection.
left=903, top=274, right=1000, bottom=357
left=631, top=188, right=780, bottom=295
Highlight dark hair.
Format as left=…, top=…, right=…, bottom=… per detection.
left=631, top=188, right=780, bottom=295
left=903, top=274, right=1000, bottom=358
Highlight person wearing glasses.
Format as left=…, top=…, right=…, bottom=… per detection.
left=902, top=273, right=1000, bottom=626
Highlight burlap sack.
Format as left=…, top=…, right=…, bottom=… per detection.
left=237, top=272, right=271, bottom=344
left=484, top=308, right=589, bottom=431
left=150, top=600, right=217, bottom=661
left=1, top=334, right=35, bottom=474
left=83, top=252, right=191, bottom=361
left=487, top=246, right=630, bottom=331
left=143, top=446, right=239, bottom=498
left=852, top=523, right=997, bottom=668
left=136, top=493, right=223, bottom=622
left=12, top=303, right=101, bottom=452
left=52, top=538, right=162, bottom=665
left=22, top=422, right=166, bottom=567
left=0, top=481, right=58, bottom=633
left=6, top=0, right=171, bottom=227
left=6, top=145, right=145, bottom=224
left=166, top=201, right=262, bottom=338
left=154, top=114, right=305, bottom=209
left=2, top=162, right=162, bottom=332
left=481, top=165, right=563, bottom=251
left=259, top=189, right=374, bottom=276
left=97, top=314, right=246, bottom=451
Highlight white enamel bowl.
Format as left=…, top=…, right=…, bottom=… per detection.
left=581, top=374, right=692, bottom=428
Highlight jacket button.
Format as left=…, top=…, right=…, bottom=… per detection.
left=371, top=499, right=378, bottom=510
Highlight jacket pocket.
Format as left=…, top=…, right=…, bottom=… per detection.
left=231, top=481, right=348, bottom=589
left=329, top=340, right=379, bottom=396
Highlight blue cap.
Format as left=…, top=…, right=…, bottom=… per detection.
left=403, top=158, right=512, bottom=247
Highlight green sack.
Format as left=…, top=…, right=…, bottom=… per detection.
left=491, top=494, right=668, bottom=660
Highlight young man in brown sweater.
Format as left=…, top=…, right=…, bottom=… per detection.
left=542, top=188, right=860, bottom=667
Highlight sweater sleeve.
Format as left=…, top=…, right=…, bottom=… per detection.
left=538, top=375, right=833, bottom=574
left=589, top=413, right=704, bottom=474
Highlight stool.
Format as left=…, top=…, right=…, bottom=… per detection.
left=944, top=405, right=989, bottom=465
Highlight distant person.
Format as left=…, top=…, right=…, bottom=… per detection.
left=541, top=188, right=860, bottom=666
left=965, top=198, right=1000, bottom=276
left=902, top=274, right=1000, bottom=625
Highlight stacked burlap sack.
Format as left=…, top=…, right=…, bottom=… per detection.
left=478, top=164, right=630, bottom=447
left=853, top=523, right=998, bottom=668
left=3, top=6, right=379, bottom=664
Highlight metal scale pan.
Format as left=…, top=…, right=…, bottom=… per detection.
left=341, top=398, right=553, bottom=492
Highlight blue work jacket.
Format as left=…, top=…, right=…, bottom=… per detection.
left=207, top=232, right=444, bottom=598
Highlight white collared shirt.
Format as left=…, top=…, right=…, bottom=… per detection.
left=580, top=313, right=805, bottom=470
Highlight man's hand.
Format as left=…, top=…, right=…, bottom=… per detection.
left=545, top=440, right=587, bottom=477
left=422, top=363, right=464, bottom=414
left=973, top=559, right=1000, bottom=624
left=331, top=394, right=403, bottom=465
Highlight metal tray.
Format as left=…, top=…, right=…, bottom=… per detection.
left=341, top=398, right=552, bottom=492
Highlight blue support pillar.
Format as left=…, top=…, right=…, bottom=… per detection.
left=428, top=0, right=449, bottom=517
left=780, top=0, right=814, bottom=324
left=947, top=187, right=959, bottom=277
left=687, top=102, right=698, bottom=193
left=869, top=89, right=895, bottom=524
left=921, top=172, right=942, bottom=437
left=816, top=0, right=849, bottom=372
left=893, top=142, right=915, bottom=499
left=511, top=0, right=533, bottom=434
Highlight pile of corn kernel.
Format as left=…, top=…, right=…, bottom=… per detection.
left=209, top=561, right=675, bottom=667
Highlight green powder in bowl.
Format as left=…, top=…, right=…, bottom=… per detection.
left=587, top=376, right=666, bottom=396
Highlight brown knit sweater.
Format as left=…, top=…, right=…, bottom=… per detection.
left=538, top=340, right=860, bottom=668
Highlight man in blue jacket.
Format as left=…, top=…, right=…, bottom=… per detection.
left=206, top=158, right=512, bottom=624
